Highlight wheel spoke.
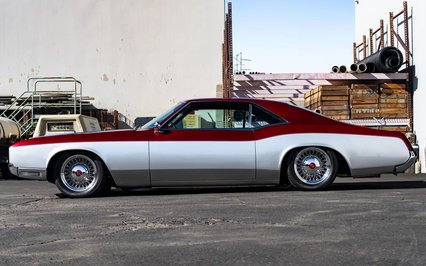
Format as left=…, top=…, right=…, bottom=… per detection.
left=60, top=155, right=98, bottom=193
left=293, top=147, right=333, bottom=185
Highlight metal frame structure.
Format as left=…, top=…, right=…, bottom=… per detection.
left=222, top=2, right=233, bottom=98
left=0, top=77, right=84, bottom=136
left=27, top=77, right=83, bottom=114
left=352, top=1, right=413, bottom=130
left=389, top=1, right=411, bottom=67
left=369, top=19, right=385, bottom=55
left=353, top=1, right=412, bottom=69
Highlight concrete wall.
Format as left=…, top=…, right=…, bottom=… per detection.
left=0, top=0, right=224, bottom=120
left=355, top=0, right=426, bottom=172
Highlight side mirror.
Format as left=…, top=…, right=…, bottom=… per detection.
left=153, top=122, right=171, bottom=134
left=153, top=122, right=162, bottom=134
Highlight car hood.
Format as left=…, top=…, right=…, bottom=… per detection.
left=11, top=129, right=151, bottom=147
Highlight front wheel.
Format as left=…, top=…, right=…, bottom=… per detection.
left=54, top=153, right=110, bottom=198
left=287, top=147, right=337, bottom=190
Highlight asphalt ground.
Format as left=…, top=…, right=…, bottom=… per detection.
left=0, top=175, right=425, bottom=265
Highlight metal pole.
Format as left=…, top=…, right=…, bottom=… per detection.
left=403, top=1, right=410, bottom=67
left=362, top=35, right=367, bottom=59
left=74, top=79, right=77, bottom=114
left=380, top=20, right=384, bottom=49
left=353, top=42, right=357, bottom=63
left=390, top=12, right=395, bottom=47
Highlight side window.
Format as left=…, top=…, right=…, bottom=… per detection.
left=249, top=105, right=285, bottom=128
left=165, top=103, right=251, bottom=129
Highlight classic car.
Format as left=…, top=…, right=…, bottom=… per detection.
left=9, top=98, right=416, bottom=197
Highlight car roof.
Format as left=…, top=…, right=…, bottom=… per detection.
left=181, top=98, right=336, bottom=125
left=184, top=98, right=285, bottom=105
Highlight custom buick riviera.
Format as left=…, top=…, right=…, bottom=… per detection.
left=9, top=98, right=416, bottom=197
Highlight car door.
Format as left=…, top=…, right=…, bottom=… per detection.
left=149, top=101, right=256, bottom=186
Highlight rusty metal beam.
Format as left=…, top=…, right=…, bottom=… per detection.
left=389, top=11, right=395, bottom=47
left=403, top=1, right=410, bottom=67
left=362, top=35, right=367, bottom=59
left=380, top=19, right=384, bottom=49
left=222, top=2, right=233, bottom=98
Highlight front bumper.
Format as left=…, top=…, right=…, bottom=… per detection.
left=394, top=151, right=417, bottom=173
left=8, top=164, right=47, bottom=180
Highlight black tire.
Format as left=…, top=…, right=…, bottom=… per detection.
left=276, top=174, right=292, bottom=190
left=54, top=152, right=110, bottom=198
left=286, top=147, right=337, bottom=190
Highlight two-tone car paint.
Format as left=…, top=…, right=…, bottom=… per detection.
left=9, top=98, right=416, bottom=195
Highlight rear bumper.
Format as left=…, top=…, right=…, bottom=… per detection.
left=394, top=151, right=417, bottom=173
left=8, top=164, right=47, bottom=180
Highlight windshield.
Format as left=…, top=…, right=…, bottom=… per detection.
left=141, top=102, right=185, bottom=129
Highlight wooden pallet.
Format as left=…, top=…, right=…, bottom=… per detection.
left=379, top=83, right=408, bottom=119
left=305, top=83, right=409, bottom=122
left=304, top=85, right=349, bottom=119
left=349, top=83, right=408, bottom=119
left=350, top=84, right=379, bottom=119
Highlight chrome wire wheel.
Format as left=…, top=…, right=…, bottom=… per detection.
left=60, top=154, right=98, bottom=193
left=293, top=147, right=333, bottom=185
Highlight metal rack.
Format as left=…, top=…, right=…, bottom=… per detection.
left=0, top=77, right=85, bottom=136
left=353, top=1, right=412, bottom=69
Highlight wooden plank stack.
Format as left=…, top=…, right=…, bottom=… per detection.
left=350, top=84, right=380, bottom=119
left=304, top=83, right=410, bottom=133
left=379, top=83, right=408, bottom=118
left=304, top=85, right=349, bottom=120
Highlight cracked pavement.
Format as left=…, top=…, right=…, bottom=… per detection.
left=0, top=176, right=426, bottom=265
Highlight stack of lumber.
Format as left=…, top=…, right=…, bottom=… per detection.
left=379, top=83, right=408, bottom=118
left=304, top=85, right=349, bottom=120
left=350, top=84, right=380, bottom=119
left=349, top=83, right=408, bottom=120
left=376, top=83, right=409, bottom=133
left=304, top=83, right=410, bottom=133
left=349, top=83, right=409, bottom=133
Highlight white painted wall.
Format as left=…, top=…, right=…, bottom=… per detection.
left=355, top=0, right=426, bottom=172
left=0, top=0, right=224, bottom=120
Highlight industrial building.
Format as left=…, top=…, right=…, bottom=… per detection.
left=0, top=0, right=224, bottom=122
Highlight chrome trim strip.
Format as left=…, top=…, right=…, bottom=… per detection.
left=13, top=166, right=47, bottom=180
left=394, top=151, right=417, bottom=173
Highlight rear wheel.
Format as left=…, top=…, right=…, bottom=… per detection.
left=287, top=147, right=337, bottom=190
left=54, top=153, right=110, bottom=198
